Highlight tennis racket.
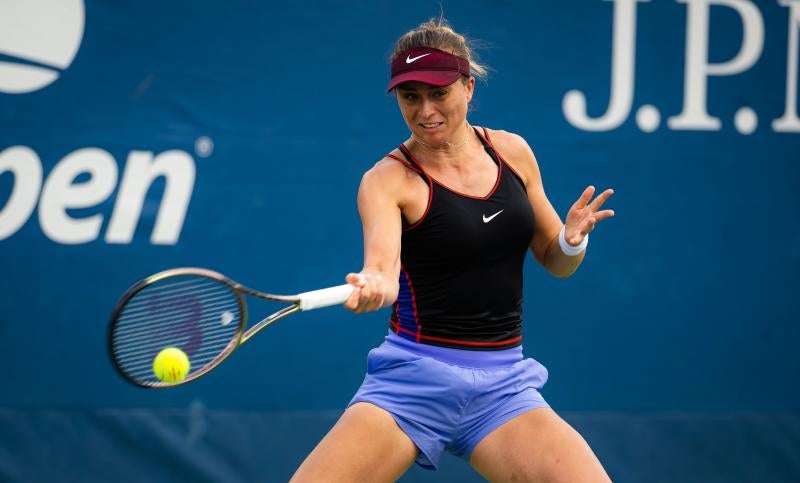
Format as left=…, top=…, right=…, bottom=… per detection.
left=108, top=267, right=354, bottom=388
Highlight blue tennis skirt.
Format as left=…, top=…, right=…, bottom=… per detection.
left=348, top=332, right=549, bottom=470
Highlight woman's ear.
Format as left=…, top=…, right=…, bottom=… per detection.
left=464, top=77, right=475, bottom=103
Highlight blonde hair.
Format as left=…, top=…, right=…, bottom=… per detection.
left=391, top=18, right=489, bottom=82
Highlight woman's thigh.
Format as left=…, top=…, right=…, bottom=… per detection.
left=469, top=407, right=611, bottom=483
left=291, top=402, right=418, bottom=483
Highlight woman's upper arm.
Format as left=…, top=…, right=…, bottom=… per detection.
left=356, top=160, right=404, bottom=282
left=493, top=131, right=563, bottom=265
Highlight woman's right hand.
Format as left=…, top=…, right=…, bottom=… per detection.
left=344, top=272, right=388, bottom=314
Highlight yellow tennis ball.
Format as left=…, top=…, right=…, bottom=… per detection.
left=153, top=347, right=190, bottom=383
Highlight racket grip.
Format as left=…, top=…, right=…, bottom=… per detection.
left=298, top=284, right=354, bottom=311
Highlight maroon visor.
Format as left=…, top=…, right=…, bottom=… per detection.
left=387, top=47, right=471, bottom=92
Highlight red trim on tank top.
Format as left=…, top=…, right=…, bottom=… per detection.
left=386, top=153, right=422, bottom=174
left=388, top=150, right=434, bottom=232
left=398, top=142, right=502, bottom=201
left=403, top=265, right=422, bottom=341
left=390, top=320, right=522, bottom=348
left=478, top=127, right=527, bottom=185
left=390, top=265, right=422, bottom=340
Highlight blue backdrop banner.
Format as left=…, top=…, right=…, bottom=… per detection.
left=1, top=1, right=799, bottom=481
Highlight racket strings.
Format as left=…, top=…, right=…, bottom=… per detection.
left=115, top=283, right=232, bottom=319
left=111, top=275, right=242, bottom=385
left=114, top=297, right=239, bottom=339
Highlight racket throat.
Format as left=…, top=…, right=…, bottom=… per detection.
left=241, top=305, right=301, bottom=343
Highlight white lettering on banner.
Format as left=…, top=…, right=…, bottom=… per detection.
left=0, top=146, right=196, bottom=245
left=0, top=147, right=42, bottom=239
left=669, top=0, right=764, bottom=130
left=105, top=150, right=195, bottom=244
left=39, top=148, right=118, bottom=244
left=563, top=0, right=648, bottom=131
left=774, top=0, right=800, bottom=132
left=564, top=0, right=799, bottom=134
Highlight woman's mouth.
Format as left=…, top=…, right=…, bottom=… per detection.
left=419, top=122, right=444, bottom=130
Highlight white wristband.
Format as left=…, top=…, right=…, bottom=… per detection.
left=559, top=226, right=588, bottom=256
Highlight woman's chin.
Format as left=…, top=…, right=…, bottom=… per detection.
left=414, top=130, right=449, bottom=145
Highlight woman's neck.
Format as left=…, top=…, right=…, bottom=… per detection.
left=407, top=122, right=479, bottom=166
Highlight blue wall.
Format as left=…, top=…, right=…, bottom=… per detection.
left=2, top=1, right=799, bottom=481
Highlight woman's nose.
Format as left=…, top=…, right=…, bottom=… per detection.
left=419, top=98, right=436, bottom=118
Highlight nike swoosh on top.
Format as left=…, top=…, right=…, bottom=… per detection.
left=406, top=53, right=431, bottom=63
left=482, top=210, right=504, bottom=223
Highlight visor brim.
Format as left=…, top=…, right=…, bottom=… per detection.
left=387, top=70, right=464, bottom=92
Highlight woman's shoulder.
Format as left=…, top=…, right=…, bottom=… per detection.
left=357, top=149, right=427, bottom=208
left=360, top=148, right=422, bottom=188
left=479, top=127, right=533, bottom=157
left=368, top=147, right=421, bottom=177
left=478, top=127, right=539, bottom=182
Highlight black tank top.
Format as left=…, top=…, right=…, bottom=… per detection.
left=387, top=127, right=536, bottom=350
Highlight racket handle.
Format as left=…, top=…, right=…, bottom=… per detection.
left=298, top=284, right=354, bottom=311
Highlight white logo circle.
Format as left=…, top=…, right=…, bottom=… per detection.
left=0, top=0, right=85, bottom=94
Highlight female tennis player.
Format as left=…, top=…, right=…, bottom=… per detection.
left=292, top=18, right=614, bottom=483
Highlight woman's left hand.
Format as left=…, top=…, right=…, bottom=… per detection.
left=564, top=186, right=615, bottom=246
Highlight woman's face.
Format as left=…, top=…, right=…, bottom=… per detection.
left=395, top=77, right=475, bottom=146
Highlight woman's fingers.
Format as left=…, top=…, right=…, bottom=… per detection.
left=345, top=272, right=363, bottom=284
left=344, top=288, right=360, bottom=311
left=589, top=188, right=614, bottom=212
left=581, top=209, right=615, bottom=232
left=567, top=187, right=614, bottom=230
left=593, top=209, right=615, bottom=223
left=573, top=185, right=595, bottom=210
left=344, top=272, right=386, bottom=313
left=343, top=273, right=362, bottom=311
